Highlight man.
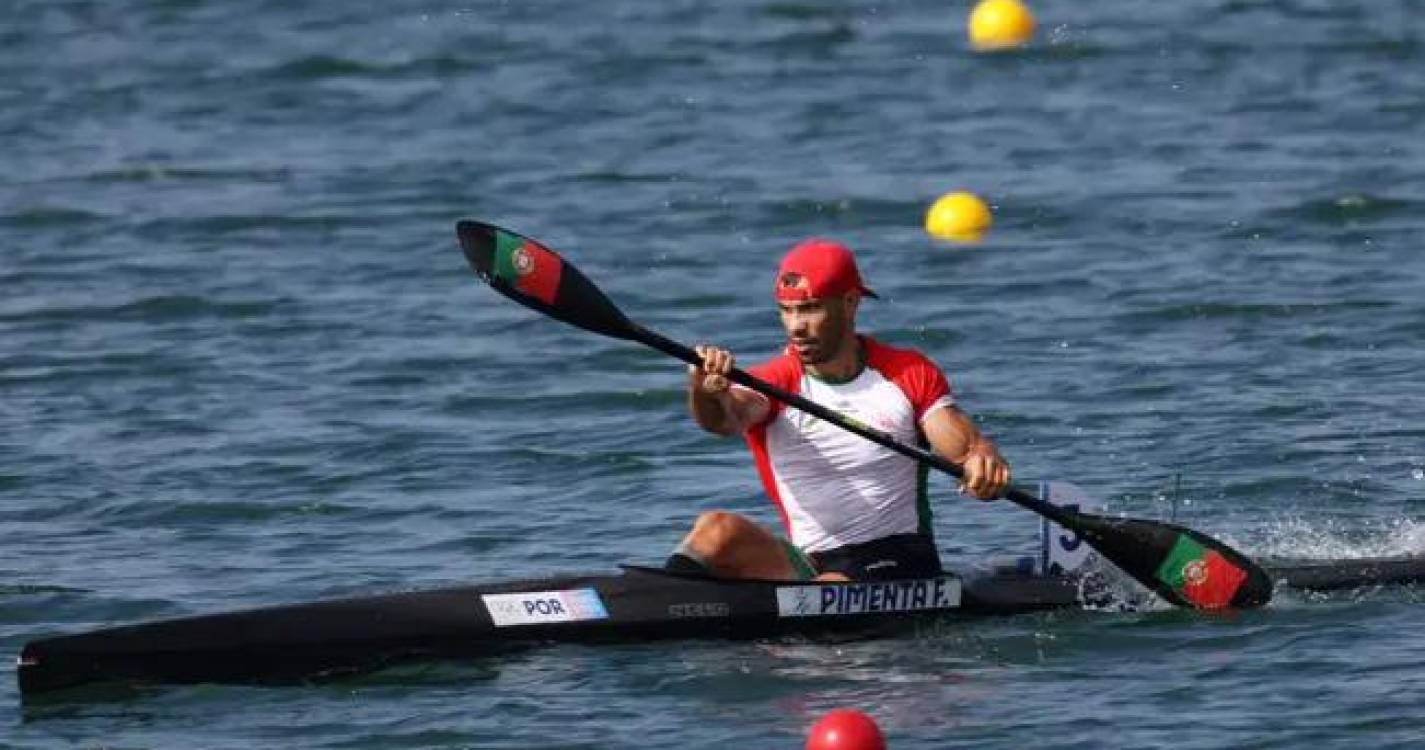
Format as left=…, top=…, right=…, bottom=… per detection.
left=665, top=238, right=1011, bottom=581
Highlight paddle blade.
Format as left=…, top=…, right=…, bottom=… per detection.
left=455, top=220, right=636, bottom=340
left=1073, top=513, right=1273, bottom=609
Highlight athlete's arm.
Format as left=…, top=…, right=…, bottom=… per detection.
left=687, top=345, right=771, bottom=436
left=921, top=404, right=1011, bottom=500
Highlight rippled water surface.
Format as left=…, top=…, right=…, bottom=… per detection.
left=4, top=1, right=1424, bottom=747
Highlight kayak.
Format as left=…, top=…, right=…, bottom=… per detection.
left=18, top=553, right=1425, bottom=696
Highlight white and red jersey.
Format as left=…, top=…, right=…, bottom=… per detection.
left=741, top=336, right=956, bottom=553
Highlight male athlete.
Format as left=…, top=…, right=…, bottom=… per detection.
left=665, top=238, right=1011, bottom=581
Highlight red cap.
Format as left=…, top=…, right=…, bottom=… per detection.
left=774, top=239, right=879, bottom=302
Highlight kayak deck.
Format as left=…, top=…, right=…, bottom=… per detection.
left=18, top=554, right=1425, bottom=697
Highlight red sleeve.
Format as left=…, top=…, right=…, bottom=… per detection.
left=744, top=350, right=801, bottom=427
left=864, top=339, right=954, bottom=420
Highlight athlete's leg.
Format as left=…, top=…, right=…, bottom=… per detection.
left=667, top=511, right=812, bottom=579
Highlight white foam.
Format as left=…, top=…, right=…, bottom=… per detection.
left=1251, top=517, right=1425, bottom=560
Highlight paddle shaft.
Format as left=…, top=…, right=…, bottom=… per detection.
left=628, top=324, right=1075, bottom=526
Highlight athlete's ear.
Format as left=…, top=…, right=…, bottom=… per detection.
left=843, top=291, right=861, bottom=317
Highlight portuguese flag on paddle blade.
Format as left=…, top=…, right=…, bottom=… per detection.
left=491, top=230, right=563, bottom=306
left=1155, top=535, right=1248, bottom=608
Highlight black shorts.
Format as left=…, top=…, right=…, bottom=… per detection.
left=807, top=533, right=944, bottom=581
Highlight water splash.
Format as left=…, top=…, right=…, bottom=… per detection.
left=1075, top=555, right=1165, bottom=613
left=1252, top=517, right=1425, bottom=560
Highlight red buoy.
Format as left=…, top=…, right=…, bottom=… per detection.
left=806, top=708, right=887, bottom=750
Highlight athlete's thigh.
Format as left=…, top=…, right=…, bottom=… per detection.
left=719, top=519, right=802, bottom=579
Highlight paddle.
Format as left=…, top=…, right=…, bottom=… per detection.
left=454, top=219, right=1273, bottom=610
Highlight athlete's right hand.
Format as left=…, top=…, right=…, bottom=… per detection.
left=691, top=345, right=735, bottom=395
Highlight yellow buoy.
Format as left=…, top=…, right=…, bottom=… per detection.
left=968, top=0, right=1036, bottom=51
left=925, top=191, right=993, bottom=243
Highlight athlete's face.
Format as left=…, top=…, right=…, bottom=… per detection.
left=777, top=292, right=858, bottom=365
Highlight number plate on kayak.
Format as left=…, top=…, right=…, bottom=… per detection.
left=775, top=578, right=962, bottom=618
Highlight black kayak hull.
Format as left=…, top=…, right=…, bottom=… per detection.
left=13, top=566, right=1076, bottom=696
left=18, top=555, right=1425, bottom=696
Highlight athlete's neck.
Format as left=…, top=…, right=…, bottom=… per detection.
left=807, top=335, right=864, bottom=383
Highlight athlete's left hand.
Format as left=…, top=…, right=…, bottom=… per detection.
left=960, top=442, right=1011, bottom=500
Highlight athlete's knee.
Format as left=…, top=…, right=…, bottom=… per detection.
left=691, top=509, right=743, bottom=530
left=688, top=510, right=759, bottom=553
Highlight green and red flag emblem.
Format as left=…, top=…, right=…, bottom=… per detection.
left=491, top=231, right=563, bottom=305
left=1155, top=535, right=1248, bottom=608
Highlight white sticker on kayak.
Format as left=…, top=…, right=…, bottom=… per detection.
left=1039, top=481, right=1100, bottom=576
left=776, top=578, right=961, bottom=618
left=482, top=588, right=609, bottom=627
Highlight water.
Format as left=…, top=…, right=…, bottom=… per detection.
left=3, top=0, right=1424, bottom=746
